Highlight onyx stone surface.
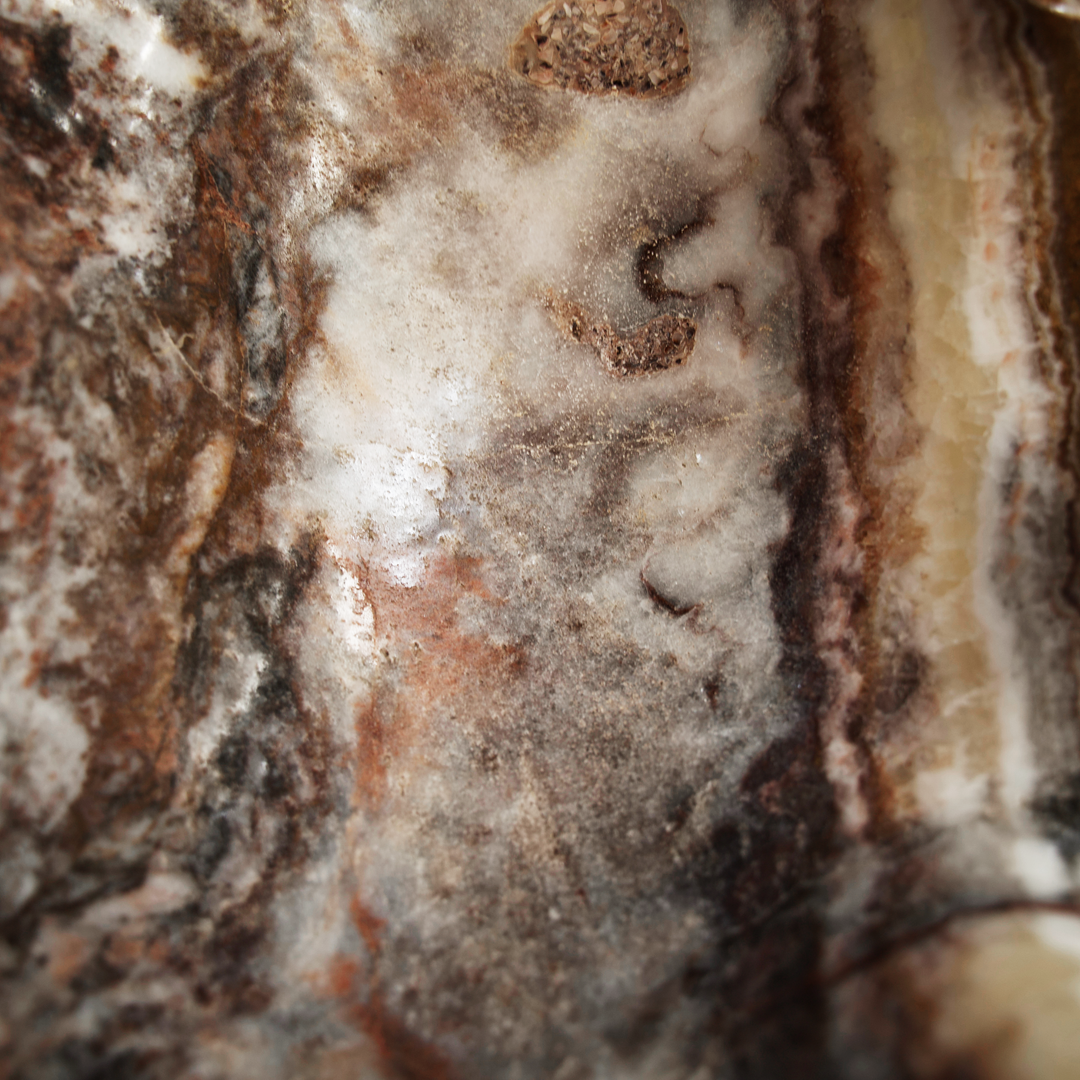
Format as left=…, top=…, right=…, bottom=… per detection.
left=3, top=1, right=1080, bottom=1078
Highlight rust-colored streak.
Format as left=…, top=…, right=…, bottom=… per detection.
left=325, top=956, right=365, bottom=999
left=0, top=19, right=340, bottom=1071
left=324, top=899, right=453, bottom=1079
left=191, top=141, right=254, bottom=236
left=350, top=895, right=387, bottom=959
left=354, top=696, right=390, bottom=811
left=350, top=992, right=458, bottom=1080
left=350, top=550, right=524, bottom=812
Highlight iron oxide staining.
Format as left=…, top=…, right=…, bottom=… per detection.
left=511, top=0, right=691, bottom=98
left=543, top=291, right=696, bottom=375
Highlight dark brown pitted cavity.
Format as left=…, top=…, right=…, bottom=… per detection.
left=640, top=567, right=699, bottom=617
left=511, top=0, right=691, bottom=98
left=544, top=291, right=696, bottom=375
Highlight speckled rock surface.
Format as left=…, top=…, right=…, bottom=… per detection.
left=3, top=1, right=1080, bottom=1077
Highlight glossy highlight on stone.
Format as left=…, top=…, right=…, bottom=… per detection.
left=3, top=1, right=1080, bottom=1078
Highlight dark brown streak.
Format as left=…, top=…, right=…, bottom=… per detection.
left=730, top=895, right=1080, bottom=1027
left=640, top=567, right=699, bottom=617
left=191, top=141, right=255, bottom=236
left=1019, top=9, right=1080, bottom=618
left=792, top=0, right=915, bottom=844
left=632, top=192, right=737, bottom=302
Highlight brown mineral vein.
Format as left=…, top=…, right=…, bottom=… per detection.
left=151, top=315, right=266, bottom=426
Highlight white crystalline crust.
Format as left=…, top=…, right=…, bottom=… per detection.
left=51, top=0, right=206, bottom=96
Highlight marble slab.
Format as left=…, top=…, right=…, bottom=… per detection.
left=3, top=0, right=1080, bottom=1077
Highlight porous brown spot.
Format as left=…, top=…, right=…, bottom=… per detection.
left=543, top=292, right=696, bottom=375
left=511, top=0, right=691, bottom=98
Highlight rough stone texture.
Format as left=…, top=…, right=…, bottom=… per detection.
left=2, top=1, right=1080, bottom=1078
left=510, top=0, right=692, bottom=96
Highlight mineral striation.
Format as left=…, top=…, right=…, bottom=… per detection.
left=3, top=1, right=1080, bottom=1078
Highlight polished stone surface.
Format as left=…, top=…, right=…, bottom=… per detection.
left=3, top=1, right=1080, bottom=1077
